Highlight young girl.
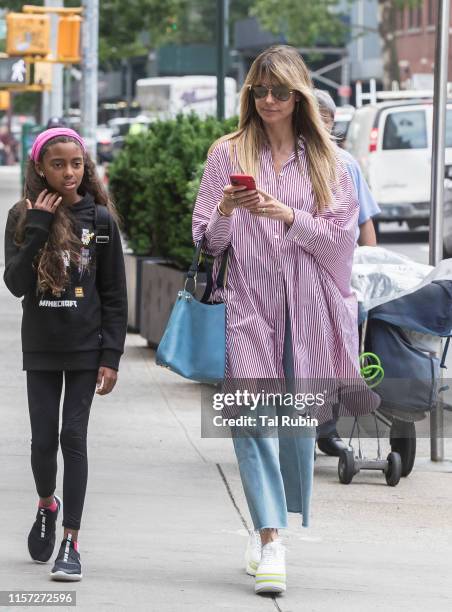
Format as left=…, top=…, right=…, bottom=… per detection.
left=3, top=127, right=127, bottom=581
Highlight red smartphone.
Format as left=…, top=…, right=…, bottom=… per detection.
left=230, top=174, right=256, bottom=190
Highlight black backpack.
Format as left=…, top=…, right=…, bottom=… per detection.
left=94, top=204, right=110, bottom=246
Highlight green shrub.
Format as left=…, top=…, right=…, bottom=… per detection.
left=109, top=113, right=238, bottom=268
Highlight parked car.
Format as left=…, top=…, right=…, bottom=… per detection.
left=333, top=105, right=355, bottom=145
left=345, top=99, right=452, bottom=230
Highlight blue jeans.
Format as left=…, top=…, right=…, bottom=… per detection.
left=231, top=311, right=316, bottom=530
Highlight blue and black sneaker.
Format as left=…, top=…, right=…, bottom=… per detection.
left=50, top=534, right=82, bottom=581
left=27, top=496, right=62, bottom=563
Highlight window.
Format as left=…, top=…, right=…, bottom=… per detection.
left=383, top=110, right=428, bottom=150
left=417, top=5, right=423, bottom=28
left=428, top=0, right=437, bottom=26
left=409, top=5, right=422, bottom=29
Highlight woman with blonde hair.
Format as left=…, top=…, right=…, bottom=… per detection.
left=193, top=45, right=377, bottom=595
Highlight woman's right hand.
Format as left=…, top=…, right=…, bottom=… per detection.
left=26, top=190, right=62, bottom=214
left=220, top=184, right=260, bottom=215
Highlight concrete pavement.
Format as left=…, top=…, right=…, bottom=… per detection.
left=1, top=166, right=452, bottom=611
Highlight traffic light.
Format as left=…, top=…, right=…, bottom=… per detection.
left=33, top=61, right=52, bottom=89
left=0, top=90, right=10, bottom=111
left=6, top=13, right=50, bottom=56
left=57, top=15, right=81, bottom=63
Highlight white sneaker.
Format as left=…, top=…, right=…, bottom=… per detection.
left=245, top=530, right=262, bottom=576
left=255, top=540, right=286, bottom=594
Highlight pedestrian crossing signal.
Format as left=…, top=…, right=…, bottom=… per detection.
left=0, top=91, right=10, bottom=111
left=6, top=13, right=50, bottom=56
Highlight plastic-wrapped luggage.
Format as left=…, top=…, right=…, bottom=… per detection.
left=352, top=248, right=452, bottom=420
left=335, top=249, right=452, bottom=485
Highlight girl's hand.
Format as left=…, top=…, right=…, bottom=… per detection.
left=220, top=184, right=260, bottom=215
left=26, top=190, right=62, bottom=214
left=246, top=188, right=295, bottom=226
left=96, top=367, right=118, bottom=395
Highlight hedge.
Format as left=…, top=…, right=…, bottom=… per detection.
left=108, top=113, right=238, bottom=268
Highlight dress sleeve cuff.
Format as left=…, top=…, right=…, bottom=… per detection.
left=286, top=208, right=318, bottom=250
left=204, top=203, right=234, bottom=255
left=207, top=202, right=234, bottom=228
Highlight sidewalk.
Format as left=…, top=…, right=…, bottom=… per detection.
left=1, top=173, right=452, bottom=611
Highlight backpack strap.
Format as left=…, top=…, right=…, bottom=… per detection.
left=94, top=204, right=111, bottom=245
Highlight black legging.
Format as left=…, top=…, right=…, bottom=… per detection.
left=26, top=370, right=98, bottom=530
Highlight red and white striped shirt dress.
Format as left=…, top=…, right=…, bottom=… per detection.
left=193, top=139, right=379, bottom=423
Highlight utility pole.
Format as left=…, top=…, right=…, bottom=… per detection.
left=123, top=58, right=133, bottom=118
left=41, top=0, right=63, bottom=124
left=80, top=0, right=98, bottom=158
left=216, top=0, right=228, bottom=120
left=339, top=52, right=351, bottom=106
left=429, top=0, right=450, bottom=462
left=63, top=67, right=71, bottom=118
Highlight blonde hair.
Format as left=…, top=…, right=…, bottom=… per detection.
left=211, top=45, right=337, bottom=211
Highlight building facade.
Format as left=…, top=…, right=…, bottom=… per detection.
left=346, top=0, right=383, bottom=82
left=395, top=0, right=452, bottom=87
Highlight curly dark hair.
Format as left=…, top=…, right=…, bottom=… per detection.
left=14, top=135, right=119, bottom=296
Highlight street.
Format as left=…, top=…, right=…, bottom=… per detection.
left=378, top=224, right=430, bottom=264
left=0, top=166, right=19, bottom=267
left=1, top=165, right=452, bottom=611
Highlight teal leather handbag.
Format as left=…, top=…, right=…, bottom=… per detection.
left=155, top=241, right=228, bottom=384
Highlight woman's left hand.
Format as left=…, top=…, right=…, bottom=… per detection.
left=96, top=366, right=117, bottom=395
left=245, top=189, right=295, bottom=226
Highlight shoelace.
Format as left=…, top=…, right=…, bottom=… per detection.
left=261, top=541, right=284, bottom=563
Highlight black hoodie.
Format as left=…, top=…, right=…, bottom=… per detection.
left=3, top=193, right=127, bottom=371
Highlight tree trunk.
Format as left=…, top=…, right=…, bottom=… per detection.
left=378, top=0, right=400, bottom=89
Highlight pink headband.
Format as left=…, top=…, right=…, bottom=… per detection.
left=30, top=127, right=86, bottom=161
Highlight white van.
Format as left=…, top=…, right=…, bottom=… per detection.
left=136, top=75, right=237, bottom=120
left=345, top=100, right=452, bottom=228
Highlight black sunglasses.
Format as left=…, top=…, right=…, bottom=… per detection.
left=249, top=85, right=295, bottom=102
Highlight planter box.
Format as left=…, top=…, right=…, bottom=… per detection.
left=140, top=262, right=207, bottom=348
left=124, top=254, right=169, bottom=332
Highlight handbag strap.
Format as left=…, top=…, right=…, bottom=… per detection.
left=217, top=248, right=229, bottom=289
left=200, top=247, right=229, bottom=302
left=186, top=241, right=203, bottom=282
left=185, top=238, right=229, bottom=301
